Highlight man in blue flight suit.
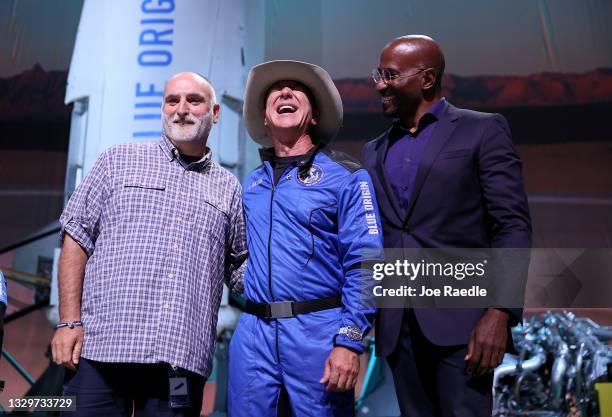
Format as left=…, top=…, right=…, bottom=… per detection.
left=0, top=270, right=5, bottom=391
left=0, top=270, right=6, bottom=342
left=0, top=270, right=6, bottom=357
left=228, top=60, right=384, bottom=417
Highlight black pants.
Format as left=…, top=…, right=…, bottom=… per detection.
left=62, top=358, right=205, bottom=417
left=387, top=310, right=493, bottom=417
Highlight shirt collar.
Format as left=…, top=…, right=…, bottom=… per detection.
left=428, top=96, right=446, bottom=118
left=258, top=142, right=324, bottom=176
left=391, top=97, right=447, bottom=138
left=158, top=135, right=212, bottom=170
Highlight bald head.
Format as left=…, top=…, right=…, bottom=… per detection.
left=162, top=71, right=221, bottom=153
left=382, top=35, right=445, bottom=91
left=164, top=72, right=217, bottom=105
left=376, top=35, right=445, bottom=122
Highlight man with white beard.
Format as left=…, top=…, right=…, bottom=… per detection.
left=51, top=72, right=247, bottom=417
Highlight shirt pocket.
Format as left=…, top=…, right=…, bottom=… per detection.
left=123, top=180, right=166, bottom=191
left=189, top=198, right=229, bottom=277
left=194, top=200, right=228, bottom=248
left=118, top=179, right=167, bottom=223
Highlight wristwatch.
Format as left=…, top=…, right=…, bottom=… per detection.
left=338, top=325, right=363, bottom=341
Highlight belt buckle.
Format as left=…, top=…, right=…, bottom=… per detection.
left=269, top=301, right=294, bottom=319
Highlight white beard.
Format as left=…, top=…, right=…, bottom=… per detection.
left=162, top=110, right=213, bottom=144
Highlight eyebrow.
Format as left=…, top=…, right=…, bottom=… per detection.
left=378, top=67, right=400, bottom=74
left=186, top=94, right=205, bottom=101
left=164, top=93, right=206, bottom=102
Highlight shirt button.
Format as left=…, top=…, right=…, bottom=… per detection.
left=168, top=273, right=174, bottom=279
left=163, top=303, right=171, bottom=310
left=176, top=216, right=182, bottom=222
left=171, top=243, right=178, bottom=250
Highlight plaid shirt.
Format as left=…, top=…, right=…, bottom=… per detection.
left=60, top=136, right=247, bottom=377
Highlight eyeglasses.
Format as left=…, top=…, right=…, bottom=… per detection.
left=371, top=68, right=428, bottom=85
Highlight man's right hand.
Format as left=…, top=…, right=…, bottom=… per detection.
left=51, top=326, right=83, bottom=371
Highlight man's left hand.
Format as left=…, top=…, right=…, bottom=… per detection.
left=319, top=346, right=360, bottom=392
left=465, top=309, right=509, bottom=376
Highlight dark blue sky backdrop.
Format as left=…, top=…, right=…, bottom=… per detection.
left=0, top=0, right=83, bottom=77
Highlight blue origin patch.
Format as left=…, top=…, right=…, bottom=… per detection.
left=297, top=164, right=324, bottom=186
left=359, top=181, right=379, bottom=235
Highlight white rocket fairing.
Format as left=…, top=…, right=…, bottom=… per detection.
left=64, top=0, right=247, bottom=196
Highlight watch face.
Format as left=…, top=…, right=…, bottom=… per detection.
left=344, top=326, right=363, bottom=341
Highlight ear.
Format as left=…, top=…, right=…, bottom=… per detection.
left=212, top=104, right=221, bottom=123
left=310, top=108, right=319, bottom=126
left=421, top=68, right=436, bottom=91
left=263, top=109, right=269, bottom=127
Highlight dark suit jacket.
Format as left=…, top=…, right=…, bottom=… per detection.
left=362, top=100, right=532, bottom=357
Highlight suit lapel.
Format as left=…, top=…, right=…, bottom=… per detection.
left=375, top=129, right=404, bottom=227
left=402, top=102, right=460, bottom=227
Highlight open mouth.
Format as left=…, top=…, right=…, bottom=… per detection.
left=276, top=104, right=297, bottom=114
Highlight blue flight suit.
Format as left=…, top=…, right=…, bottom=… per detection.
left=228, top=147, right=383, bottom=417
left=0, top=270, right=6, bottom=352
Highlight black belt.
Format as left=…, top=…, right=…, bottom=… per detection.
left=244, top=296, right=342, bottom=319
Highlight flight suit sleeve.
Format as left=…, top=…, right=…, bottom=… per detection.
left=335, top=169, right=384, bottom=353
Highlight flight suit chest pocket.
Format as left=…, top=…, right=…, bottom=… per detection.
left=290, top=201, right=337, bottom=267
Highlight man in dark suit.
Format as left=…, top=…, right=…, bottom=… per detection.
left=362, top=35, right=532, bottom=417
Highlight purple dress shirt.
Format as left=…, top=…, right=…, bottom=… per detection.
left=384, top=98, right=446, bottom=215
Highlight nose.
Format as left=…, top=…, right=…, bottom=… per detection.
left=279, top=86, right=294, bottom=98
left=177, top=98, right=189, bottom=116
left=375, top=80, right=388, bottom=94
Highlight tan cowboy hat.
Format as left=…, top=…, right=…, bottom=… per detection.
left=243, top=60, right=343, bottom=148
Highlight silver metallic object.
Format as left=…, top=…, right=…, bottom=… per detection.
left=338, top=325, right=364, bottom=341
left=493, top=312, right=612, bottom=417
